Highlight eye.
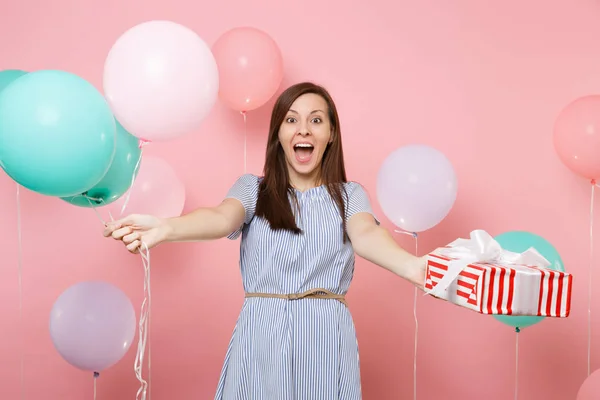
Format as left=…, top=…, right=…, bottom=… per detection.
left=311, top=117, right=322, bottom=123
left=286, top=117, right=297, bottom=123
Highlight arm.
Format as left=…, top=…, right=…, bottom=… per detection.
left=164, top=173, right=258, bottom=242
left=163, top=198, right=246, bottom=242
left=347, top=212, right=426, bottom=289
left=105, top=198, right=246, bottom=252
left=105, top=174, right=258, bottom=252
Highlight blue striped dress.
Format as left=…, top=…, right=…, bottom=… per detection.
left=214, top=173, right=378, bottom=400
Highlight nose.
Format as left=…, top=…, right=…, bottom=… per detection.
left=297, top=123, right=310, bottom=136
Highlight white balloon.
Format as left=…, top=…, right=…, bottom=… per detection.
left=376, top=144, right=458, bottom=233
left=103, top=20, right=219, bottom=142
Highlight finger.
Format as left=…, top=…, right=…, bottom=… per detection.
left=123, top=231, right=139, bottom=245
left=111, top=227, right=133, bottom=240
left=104, top=222, right=123, bottom=236
left=126, top=239, right=141, bottom=254
left=103, top=225, right=119, bottom=237
left=106, top=214, right=139, bottom=232
left=103, top=222, right=117, bottom=237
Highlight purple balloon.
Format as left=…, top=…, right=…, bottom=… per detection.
left=376, top=144, right=457, bottom=233
left=49, top=281, right=136, bottom=372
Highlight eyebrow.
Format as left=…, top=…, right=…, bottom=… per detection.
left=288, top=109, right=325, bottom=114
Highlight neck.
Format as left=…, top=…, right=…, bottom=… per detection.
left=288, top=168, right=321, bottom=192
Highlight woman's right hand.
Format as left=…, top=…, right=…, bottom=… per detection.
left=103, top=214, right=171, bottom=254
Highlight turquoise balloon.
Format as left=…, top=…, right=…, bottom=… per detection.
left=0, top=69, right=27, bottom=93
left=492, top=231, right=565, bottom=329
left=61, top=120, right=142, bottom=207
left=0, top=70, right=116, bottom=197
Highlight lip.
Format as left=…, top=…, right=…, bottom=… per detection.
left=293, top=141, right=315, bottom=148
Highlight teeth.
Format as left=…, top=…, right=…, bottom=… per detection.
left=294, top=144, right=314, bottom=148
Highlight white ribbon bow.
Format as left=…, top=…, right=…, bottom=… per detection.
left=426, top=230, right=551, bottom=297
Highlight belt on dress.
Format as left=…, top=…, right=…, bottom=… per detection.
left=244, top=288, right=347, bottom=306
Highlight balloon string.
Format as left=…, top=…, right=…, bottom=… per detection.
left=395, top=229, right=418, bottom=400
left=86, top=197, right=109, bottom=225
left=119, top=144, right=145, bottom=216
left=134, top=242, right=151, bottom=400
left=514, top=327, right=520, bottom=400
left=241, top=111, right=247, bottom=174
left=412, top=238, right=418, bottom=400
left=16, top=184, right=24, bottom=400
left=147, top=276, right=152, bottom=400
left=120, top=145, right=151, bottom=400
left=80, top=143, right=144, bottom=223
left=85, top=167, right=152, bottom=399
left=589, top=181, right=597, bottom=376
left=93, top=371, right=99, bottom=400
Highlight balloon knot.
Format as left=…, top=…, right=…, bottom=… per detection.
left=93, top=371, right=100, bottom=378
left=138, top=138, right=151, bottom=148
left=83, top=192, right=103, bottom=204
left=515, top=327, right=520, bottom=333
left=592, top=179, right=596, bottom=185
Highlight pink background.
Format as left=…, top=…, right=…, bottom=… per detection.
left=0, top=0, right=598, bottom=398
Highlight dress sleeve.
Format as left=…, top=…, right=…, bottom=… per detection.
left=345, top=182, right=380, bottom=225
left=224, top=174, right=260, bottom=239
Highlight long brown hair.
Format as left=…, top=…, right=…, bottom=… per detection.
left=255, top=82, right=349, bottom=239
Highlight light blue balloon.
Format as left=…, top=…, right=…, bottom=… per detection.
left=0, top=70, right=116, bottom=197
left=0, top=69, right=27, bottom=93
left=492, top=231, right=565, bottom=330
left=61, top=120, right=142, bottom=207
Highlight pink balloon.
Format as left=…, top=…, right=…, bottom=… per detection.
left=212, top=27, right=284, bottom=112
left=103, top=20, right=219, bottom=142
left=577, top=369, right=600, bottom=399
left=376, top=144, right=458, bottom=233
left=554, top=95, right=600, bottom=180
left=111, top=155, right=185, bottom=219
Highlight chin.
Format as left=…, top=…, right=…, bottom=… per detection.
left=289, top=161, right=320, bottom=177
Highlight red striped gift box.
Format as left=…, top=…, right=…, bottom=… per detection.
left=425, top=249, right=573, bottom=317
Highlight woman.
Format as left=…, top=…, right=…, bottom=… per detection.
left=103, top=82, right=427, bottom=399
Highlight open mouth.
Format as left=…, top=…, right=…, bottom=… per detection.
left=294, top=143, right=314, bottom=163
